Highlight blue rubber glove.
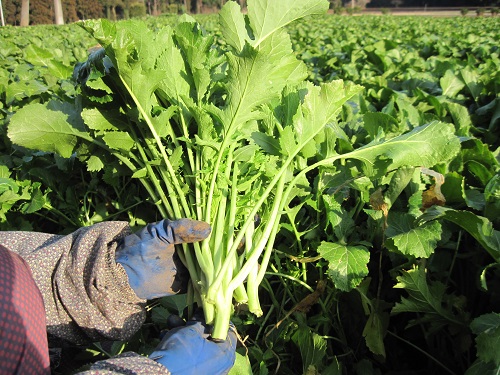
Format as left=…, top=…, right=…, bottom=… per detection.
left=149, top=317, right=237, bottom=375
left=115, top=219, right=210, bottom=300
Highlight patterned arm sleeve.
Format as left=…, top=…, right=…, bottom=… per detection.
left=0, top=222, right=147, bottom=344
left=76, top=353, right=170, bottom=375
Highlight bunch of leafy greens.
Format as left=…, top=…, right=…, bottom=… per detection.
left=8, top=0, right=462, bottom=341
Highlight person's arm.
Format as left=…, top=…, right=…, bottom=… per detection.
left=0, top=219, right=208, bottom=345
left=0, top=222, right=145, bottom=344
left=75, top=352, right=171, bottom=375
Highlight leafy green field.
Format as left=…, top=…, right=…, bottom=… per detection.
left=1, top=8, right=499, bottom=375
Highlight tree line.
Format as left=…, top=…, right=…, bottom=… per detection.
left=2, top=0, right=246, bottom=26
left=2, top=0, right=496, bottom=26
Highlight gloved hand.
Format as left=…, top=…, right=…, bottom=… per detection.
left=115, top=219, right=210, bottom=300
left=149, top=315, right=237, bottom=375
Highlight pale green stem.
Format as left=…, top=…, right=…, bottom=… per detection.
left=246, top=264, right=262, bottom=316
left=180, top=242, right=201, bottom=292
left=81, top=134, right=169, bottom=218
left=202, top=298, right=215, bottom=326
left=119, top=77, right=191, bottom=218
left=178, top=106, right=196, bottom=180
left=208, top=106, right=332, bottom=293
left=241, top=213, right=256, bottom=309
left=226, top=161, right=239, bottom=254
left=41, top=203, right=79, bottom=227
left=121, top=117, right=177, bottom=218
left=211, top=192, right=229, bottom=275
left=255, top=214, right=282, bottom=285
left=204, top=136, right=229, bottom=223
left=115, top=79, right=215, bottom=300
left=195, top=151, right=203, bottom=221
left=134, top=140, right=177, bottom=218
left=233, top=283, right=248, bottom=304
left=186, top=281, right=194, bottom=317
left=244, top=215, right=281, bottom=315
left=211, top=287, right=233, bottom=340
left=206, top=159, right=291, bottom=300
left=227, top=173, right=286, bottom=294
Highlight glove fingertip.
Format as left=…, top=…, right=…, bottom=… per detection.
left=169, top=219, right=211, bottom=244
left=185, top=320, right=210, bottom=336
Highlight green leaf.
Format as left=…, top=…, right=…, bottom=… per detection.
left=386, top=212, right=442, bottom=258
left=279, top=126, right=298, bottom=157
left=396, top=96, right=423, bottom=128
left=318, top=241, right=370, bottom=292
left=293, top=81, right=361, bottom=148
left=219, top=1, right=249, bottom=52
left=291, top=325, right=327, bottom=374
left=384, top=167, right=415, bottom=208
left=8, top=103, right=88, bottom=158
left=151, top=306, right=171, bottom=326
left=362, top=308, right=389, bottom=358
left=465, top=359, right=500, bottom=375
left=0, top=178, right=17, bottom=195
left=0, top=166, right=10, bottom=179
left=131, top=168, right=148, bottom=179
left=445, top=102, right=472, bottom=136
left=87, top=155, right=105, bottom=172
left=470, top=313, right=500, bottom=366
left=5, top=80, right=48, bottom=105
left=159, top=294, right=188, bottom=315
left=81, top=108, right=123, bottom=133
left=487, top=98, right=500, bottom=132
left=21, top=183, right=46, bottom=214
left=462, top=139, right=498, bottom=187
left=484, top=174, right=500, bottom=225
left=85, top=75, right=113, bottom=94
left=420, top=206, right=500, bottom=262
left=102, top=131, right=135, bottom=151
left=392, top=267, right=464, bottom=326
left=24, top=44, right=73, bottom=79
left=228, top=348, right=253, bottom=375
left=357, top=280, right=391, bottom=358
left=247, top=0, right=329, bottom=47
left=322, top=194, right=354, bottom=242
left=220, top=31, right=308, bottom=135
left=174, top=21, right=215, bottom=103
left=440, top=70, right=465, bottom=98
left=154, top=27, right=193, bottom=103
left=461, top=66, right=484, bottom=100
left=363, top=112, right=400, bottom=139
left=441, top=171, right=466, bottom=205
left=464, top=188, right=485, bottom=211
left=341, top=122, right=461, bottom=176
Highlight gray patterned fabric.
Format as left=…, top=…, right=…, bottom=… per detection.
left=78, top=352, right=170, bottom=375
left=0, top=222, right=170, bottom=374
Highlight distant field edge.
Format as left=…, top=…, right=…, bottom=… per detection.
left=335, top=6, right=498, bottom=16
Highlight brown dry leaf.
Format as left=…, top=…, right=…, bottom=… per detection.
left=295, top=279, right=327, bottom=313
left=370, top=188, right=388, bottom=227
left=265, top=280, right=327, bottom=338
left=421, top=168, right=446, bottom=209
left=422, top=185, right=446, bottom=209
